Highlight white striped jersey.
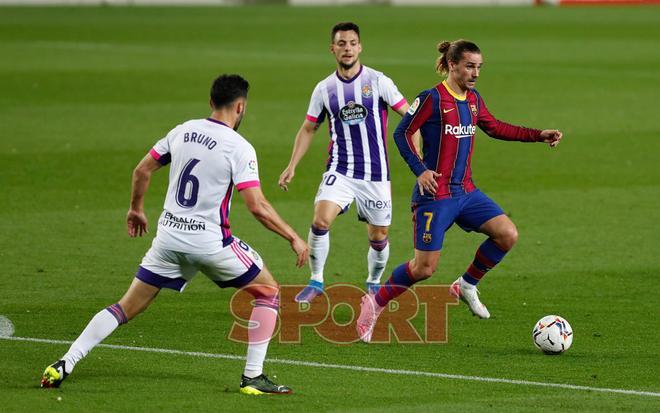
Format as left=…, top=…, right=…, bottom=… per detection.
left=305, top=65, right=407, bottom=182
left=148, top=118, right=260, bottom=253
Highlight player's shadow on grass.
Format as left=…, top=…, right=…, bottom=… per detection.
left=487, top=346, right=582, bottom=358
left=67, top=369, right=228, bottom=392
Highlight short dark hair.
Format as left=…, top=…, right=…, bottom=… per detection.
left=210, top=74, right=249, bottom=108
left=331, top=22, right=360, bottom=42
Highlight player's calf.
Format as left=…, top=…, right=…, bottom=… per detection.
left=241, top=279, right=285, bottom=391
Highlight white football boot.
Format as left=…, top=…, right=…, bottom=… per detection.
left=450, top=277, right=490, bottom=319
left=356, top=294, right=385, bottom=343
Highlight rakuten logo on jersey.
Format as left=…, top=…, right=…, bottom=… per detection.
left=444, top=124, right=476, bottom=139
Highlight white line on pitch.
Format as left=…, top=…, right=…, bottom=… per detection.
left=3, top=335, right=659, bottom=398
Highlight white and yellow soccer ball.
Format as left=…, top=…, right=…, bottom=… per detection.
left=532, top=315, right=573, bottom=354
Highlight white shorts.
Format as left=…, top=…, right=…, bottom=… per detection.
left=136, top=236, right=264, bottom=292
left=314, top=171, right=392, bottom=226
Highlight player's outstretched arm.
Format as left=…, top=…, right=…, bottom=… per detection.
left=539, top=129, right=563, bottom=148
left=278, top=120, right=319, bottom=191
left=476, top=94, right=563, bottom=146
left=239, top=186, right=309, bottom=267
left=127, top=154, right=162, bottom=238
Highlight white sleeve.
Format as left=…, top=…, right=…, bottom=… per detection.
left=232, top=143, right=261, bottom=191
left=378, top=74, right=407, bottom=110
left=149, top=125, right=180, bottom=165
left=305, top=82, right=325, bottom=123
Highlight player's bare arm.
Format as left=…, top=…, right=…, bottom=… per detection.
left=278, top=119, right=320, bottom=191
left=239, top=186, right=309, bottom=267
left=127, top=154, right=162, bottom=238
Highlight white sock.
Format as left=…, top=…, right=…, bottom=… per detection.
left=62, top=305, right=126, bottom=374
left=243, top=306, right=278, bottom=378
left=366, top=242, right=389, bottom=284
left=308, top=226, right=330, bottom=284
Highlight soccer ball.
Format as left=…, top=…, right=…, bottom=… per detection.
left=532, top=315, right=573, bottom=354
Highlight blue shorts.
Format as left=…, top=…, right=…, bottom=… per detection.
left=413, top=190, right=504, bottom=251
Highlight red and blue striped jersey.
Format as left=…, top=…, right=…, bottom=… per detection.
left=394, top=81, right=542, bottom=203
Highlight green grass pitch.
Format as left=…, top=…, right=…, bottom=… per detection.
left=1, top=4, right=659, bottom=412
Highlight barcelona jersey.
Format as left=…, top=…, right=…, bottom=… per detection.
left=394, top=81, right=542, bottom=203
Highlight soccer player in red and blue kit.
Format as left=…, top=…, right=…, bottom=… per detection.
left=357, top=40, right=563, bottom=342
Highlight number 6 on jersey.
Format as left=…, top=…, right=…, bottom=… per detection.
left=176, top=158, right=200, bottom=208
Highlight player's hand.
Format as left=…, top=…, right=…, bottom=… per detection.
left=540, top=129, right=563, bottom=148
left=290, top=237, right=309, bottom=268
left=278, top=167, right=295, bottom=191
left=417, top=170, right=441, bottom=196
left=127, top=209, right=148, bottom=237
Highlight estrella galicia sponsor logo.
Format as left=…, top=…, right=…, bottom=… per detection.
left=339, top=101, right=368, bottom=125
left=364, top=199, right=392, bottom=210
left=444, top=124, right=476, bottom=139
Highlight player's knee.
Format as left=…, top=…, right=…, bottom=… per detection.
left=496, top=226, right=518, bottom=251
left=409, top=261, right=435, bottom=280
left=368, top=226, right=388, bottom=241
left=246, top=283, right=279, bottom=300
left=246, top=284, right=280, bottom=310
left=311, top=220, right=331, bottom=233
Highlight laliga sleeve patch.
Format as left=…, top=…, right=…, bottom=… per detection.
left=408, top=97, right=420, bottom=115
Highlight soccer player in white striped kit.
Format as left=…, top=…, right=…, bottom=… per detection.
left=279, top=22, right=416, bottom=303
left=41, top=74, right=308, bottom=395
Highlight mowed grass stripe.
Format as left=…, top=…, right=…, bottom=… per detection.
left=5, top=335, right=659, bottom=398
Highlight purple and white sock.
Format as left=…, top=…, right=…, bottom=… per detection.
left=308, top=225, right=329, bottom=284
left=243, top=295, right=279, bottom=378
left=366, top=238, right=389, bottom=284
left=62, top=303, right=128, bottom=374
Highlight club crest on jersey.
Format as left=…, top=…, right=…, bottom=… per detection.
left=470, top=104, right=478, bottom=116
left=408, top=97, right=420, bottom=115
left=361, top=85, right=373, bottom=98
left=423, top=233, right=432, bottom=244
left=339, top=101, right=368, bottom=125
